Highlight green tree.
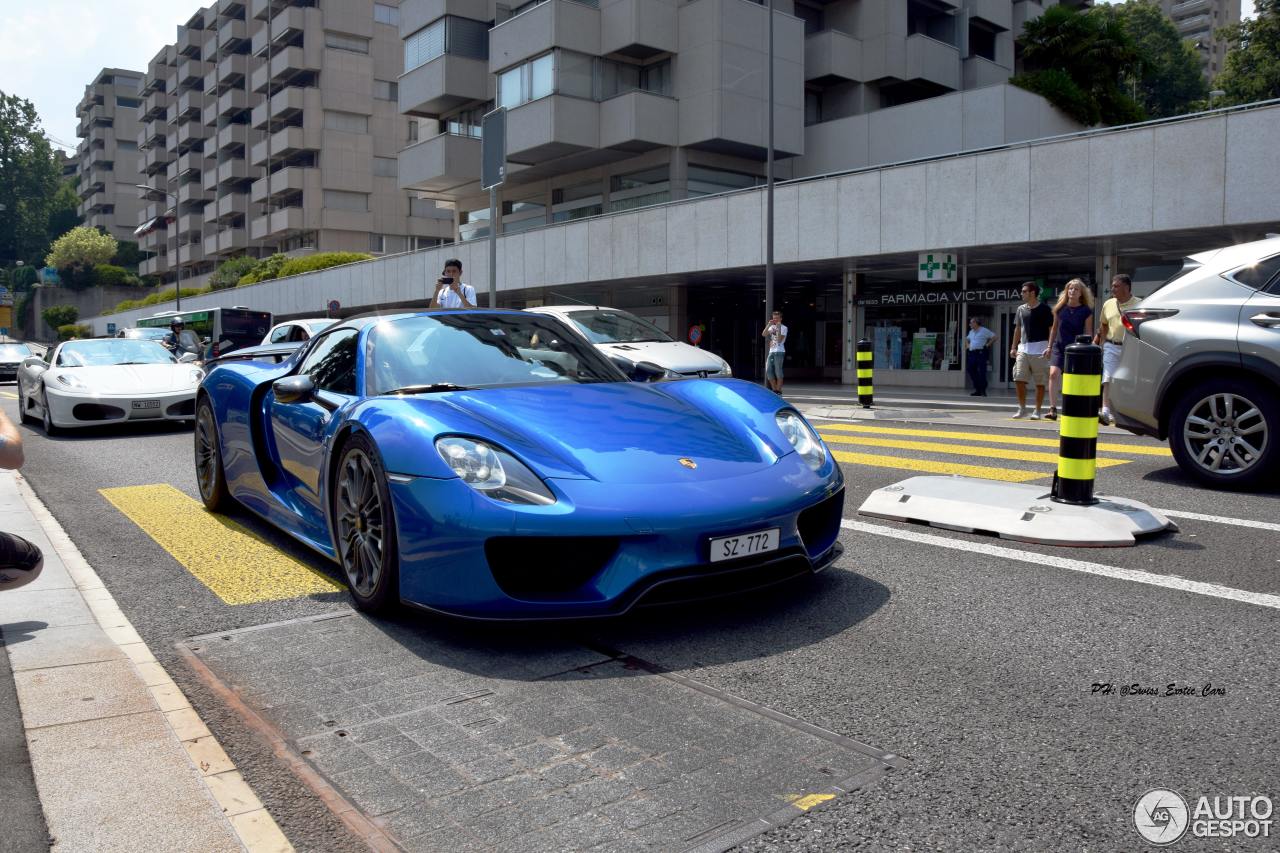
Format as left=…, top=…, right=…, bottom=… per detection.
left=1115, top=0, right=1208, bottom=117
left=0, top=92, right=62, bottom=266
left=45, top=179, right=82, bottom=249
left=110, top=238, right=144, bottom=270
left=237, top=253, right=289, bottom=285
left=208, top=255, right=260, bottom=290
left=1214, top=0, right=1280, bottom=105
left=46, top=226, right=117, bottom=271
left=1012, top=4, right=1146, bottom=126
left=41, top=303, right=78, bottom=329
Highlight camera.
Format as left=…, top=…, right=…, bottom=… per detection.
left=438, top=276, right=454, bottom=285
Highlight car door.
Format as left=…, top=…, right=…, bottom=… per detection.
left=20, top=346, right=55, bottom=409
left=268, top=328, right=359, bottom=515
left=1238, top=260, right=1280, bottom=373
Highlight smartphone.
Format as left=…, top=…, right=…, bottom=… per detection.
left=439, top=276, right=454, bottom=285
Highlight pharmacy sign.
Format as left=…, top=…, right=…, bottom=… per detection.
left=918, top=253, right=957, bottom=282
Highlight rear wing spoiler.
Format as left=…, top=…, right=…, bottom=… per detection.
left=206, top=342, right=301, bottom=367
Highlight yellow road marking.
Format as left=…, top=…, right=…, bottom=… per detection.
left=790, top=794, right=836, bottom=811
left=99, top=484, right=342, bottom=605
left=820, top=434, right=1128, bottom=468
left=820, top=422, right=1171, bottom=456
left=831, top=450, right=1049, bottom=482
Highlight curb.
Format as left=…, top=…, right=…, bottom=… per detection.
left=13, top=471, right=293, bottom=853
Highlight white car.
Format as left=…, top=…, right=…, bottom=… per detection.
left=16, top=338, right=204, bottom=435
left=262, top=318, right=336, bottom=345
left=526, top=305, right=731, bottom=378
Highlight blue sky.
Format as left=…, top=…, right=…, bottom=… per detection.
left=0, top=0, right=1262, bottom=155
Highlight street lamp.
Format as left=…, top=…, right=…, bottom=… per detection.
left=1209, top=89, right=1226, bottom=108
left=134, top=183, right=181, bottom=310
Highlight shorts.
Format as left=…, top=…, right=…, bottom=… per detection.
left=1102, top=342, right=1123, bottom=383
left=1013, top=350, right=1050, bottom=386
left=765, top=352, right=785, bottom=380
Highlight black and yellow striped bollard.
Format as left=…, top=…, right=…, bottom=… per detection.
left=856, top=339, right=873, bottom=408
left=1051, top=335, right=1102, bottom=505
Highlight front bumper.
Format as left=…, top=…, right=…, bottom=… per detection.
left=387, top=453, right=845, bottom=619
left=0, top=364, right=18, bottom=382
left=45, top=385, right=198, bottom=428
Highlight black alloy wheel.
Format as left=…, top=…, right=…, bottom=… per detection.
left=333, top=433, right=399, bottom=613
left=194, top=398, right=233, bottom=512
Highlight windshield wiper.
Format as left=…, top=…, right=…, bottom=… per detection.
left=116, top=361, right=164, bottom=365
left=385, top=383, right=472, bottom=395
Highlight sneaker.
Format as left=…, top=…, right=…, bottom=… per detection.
left=1099, top=410, right=1111, bottom=425
left=1012, top=408, right=1028, bottom=419
left=0, top=532, right=43, bottom=593
left=1044, top=409, right=1058, bottom=421
left=1029, top=411, right=1042, bottom=420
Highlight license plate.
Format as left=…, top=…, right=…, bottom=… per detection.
left=131, top=400, right=161, bottom=410
left=709, top=528, right=780, bottom=563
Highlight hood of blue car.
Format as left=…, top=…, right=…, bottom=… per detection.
left=418, top=381, right=790, bottom=484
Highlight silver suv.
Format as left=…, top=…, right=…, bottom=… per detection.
left=1110, top=235, right=1280, bottom=489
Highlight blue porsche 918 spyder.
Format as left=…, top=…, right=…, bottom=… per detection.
left=194, top=309, right=845, bottom=618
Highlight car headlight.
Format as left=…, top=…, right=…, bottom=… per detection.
left=55, top=373, right=87, bottom=390
left=716, top=360, right=732, bottom=377
left=435, top=437, right=556, bottom=505
left=775, top=410, right=827, bottom=471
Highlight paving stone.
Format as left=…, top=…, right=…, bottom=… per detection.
left=398, top=822, right=489, bottom=853
left=385, top=750, right=470, bottom=799
left=359, top=732, right=423, bottom=762
left=330, top=764, right=421, bottom=817
left=510, top=739, right=569, bottom=769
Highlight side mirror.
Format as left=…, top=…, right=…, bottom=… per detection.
left=609, top=355, right=636, bottom=377
left=633, top=360, right=673, bottom=382
left=177, top=352, right=199, bottom=364
left=273, top=374, right=317, bottom=404
left=202, top=337, right=212, bottom=345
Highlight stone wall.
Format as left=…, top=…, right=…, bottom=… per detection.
left=27, top=285, right=154, bottom=341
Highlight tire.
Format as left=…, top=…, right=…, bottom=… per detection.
left=194, top=397, right=233, bottom=512
left=40, top=386, right=59, bottom=437
left=1168, top=377, right=1278, bottom=490
left=332, top=433, right=400, bottom=614
left=17, top=385, right=34, bottom=424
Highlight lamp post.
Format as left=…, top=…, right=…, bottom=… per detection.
left=135, top=184, right=181, bottom=310
left=1209, top=88, right=1226, bottom=108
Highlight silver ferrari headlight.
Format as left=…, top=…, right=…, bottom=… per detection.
left=716, top=360, right=732, bottom=376
left=435, top=437, right=555, bottom=505
left=187, top=368, right=204, bottom=385
left=775, top=410, right=827, bottom=471
left=55, top=373, right=87, bottom=390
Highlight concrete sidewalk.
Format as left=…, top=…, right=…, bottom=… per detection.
left=0, top=470, right=290, bottom=853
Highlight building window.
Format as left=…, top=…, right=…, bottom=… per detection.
left=374, top=2, right=399, bottom=25
left=116, top=96, right=143, bottom=109
left=325, top=32, right=371, bottom=54
left=498, top=53, right=555, bottom=109
left=503, top=196, right=546, bottom=233
left=609, top=166, right=669, bottom=212
left=374, top=79, right=398, bottom=101
left=551, top=180, right=602, bottom=222
left=407, top=235, right=447, bottom=251
left=370, top=234, right=408, bottom=253
left=373, top=156, right=398, bottom=177
left=323, top=190, right=369, bottom=212
left=279, top=231, right=317, bottom=252
left=404, top=16, right=489, bottom=73
left=498, top=51, right=673, bottom=108
left=458, top=206, right=490, bottom=241
left=687, top=166, right=763, bottom=197
left=409, top=197, right=438, bottom=218
left=407, top=119, right=420, bottom=142
left=323, top=110, right=369, bottom=133
left=968, top=22, right=997, bottom=62
left=805, top=89, right=822, bottom=126
left=440, top=102, right=491, bottom=138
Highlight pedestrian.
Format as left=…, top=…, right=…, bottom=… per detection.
left=761, top=310, right=787, bottom=394
left=0, top=407, right=43, bottom=592
left=1043, top=278, right=1095, bottom=421
left=1008, top=281, right=1053, bottom=419
left=1094, top=273, right=1140, bottom=426
left=965, top=317, right=996, bottom=396
left=429, top=258, right=477, bottom=309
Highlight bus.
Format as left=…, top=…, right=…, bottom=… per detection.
left=137, top=307, right=273, bottom=360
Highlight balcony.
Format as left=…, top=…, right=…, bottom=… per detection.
left=967, top=0, right=1011, bottom=31
left=215, top=123, right=251, bottom=152
left=962, top=55, right=1008, bottom=90
left=399, top=54, right=489, bottom=117
left=214, top=53, right=250, bottom=89
left=398, top=133, right=481, bottom=196
left=213, top=88, right=250, bottom=120
left=212, top=190, right=250, bottom=221
left=249, top=46, right=319, bottom=94
left=905, top=34, right=961, bottom=90
left=250, top=5, right=320, bottom=55
left=217, top=17, right=248, bottom=50
left=1172, top=0, right=1211, bottom=14
left=805, top=30, right=862, bottom=83
left=215, top=158, right=251, bottom=186
left=143, top=90, right=171, bottom=121
left=177, top=89, right=204, bottom=120
left=177, top=181, right=210, bottom=205
left=177, top=150, right=208, bottom=176
left=250, top=86, right=311, bottom=129
left=82, top=190, right=109, bottom=211
left=177, top=25, right=205, bottom=57
left=176, top=121, right=208, bottom=148
left=250, top=206, right=308, bottom=240
left=489, top=0, right=600, bottom=73
left=178, top=242, right=206, bottom=266
left=600, top=0, right=677, bottom=59
left=177, top=57, right=211, bottom=89
left=600, top=91, right=676, bottom=152
left=250, top=165, right=314, bottom=202
left=1012, top=1, right=1044, bottom=33
left=248, top=125, right=320, bottom=166
left=143, top=147, right=171, bottom=175
left=399, top=0, right=490, bottom=38
left=506, top=95, right=600, bottom=164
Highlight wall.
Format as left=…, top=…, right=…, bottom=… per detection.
left=30, top=285, right=151, bottom=341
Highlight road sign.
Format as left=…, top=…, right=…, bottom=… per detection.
left=327, top=299, right=341, bottom=317
left=0, top=285, right=12, bottom=306
left=107, top=322, right=117, bottom=335
left=481, top=108, right=506, bottom=190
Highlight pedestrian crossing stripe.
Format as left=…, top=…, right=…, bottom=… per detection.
left=819, top=434, right=1130, bottom=468
left=818, top=422, right=1171, bottom=456
left=830, top=450, right=1048, bottom=482
left=100, top=484, right=343, bottom=605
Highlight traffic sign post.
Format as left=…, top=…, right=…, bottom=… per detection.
left=481, top=108, right=506, bottom=310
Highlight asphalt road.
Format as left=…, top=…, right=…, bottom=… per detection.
left=3, top=387, right=1278, bottom=852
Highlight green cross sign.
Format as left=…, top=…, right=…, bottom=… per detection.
left=918, top=253, right=957, bottom=282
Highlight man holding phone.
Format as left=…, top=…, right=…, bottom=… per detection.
left=429, top=259, right=477, bottom=309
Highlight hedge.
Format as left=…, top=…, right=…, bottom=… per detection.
left=276, top=252, right=372, bottom=278
left=57, top=324, right=94, bottom=341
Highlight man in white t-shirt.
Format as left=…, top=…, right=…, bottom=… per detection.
left=429, top=259, right=477, bottom=309
left=762, top=310, right=787, bottom=393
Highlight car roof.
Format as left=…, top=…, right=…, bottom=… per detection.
left=1187, top=235, right=1280, bottom=273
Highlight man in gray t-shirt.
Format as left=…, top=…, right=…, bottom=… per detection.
left=1009, top=282, right=1053, bottom=419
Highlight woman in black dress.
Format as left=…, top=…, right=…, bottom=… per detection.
left=1044, top=278, right=1095, bottom=421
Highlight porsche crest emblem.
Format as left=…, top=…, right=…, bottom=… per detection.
left=678, top=458, right=697, bottom=469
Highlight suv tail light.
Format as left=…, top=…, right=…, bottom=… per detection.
left=1121, top=308, right=1178, bottom=339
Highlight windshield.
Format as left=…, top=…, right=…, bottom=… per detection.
left=0, top=344, right=32, bottom=360
left=369, top=313, right=624, bottom=394
left=121, top=328, right=169, bottom=340
left=304, top=320, right=335, bottom=335
left=562, top=309, right=673, bottom=344
left=57, top=340, right=176, bottom=367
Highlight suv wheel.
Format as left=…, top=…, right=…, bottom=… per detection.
left=1169, top=378, right=1277, bottom=489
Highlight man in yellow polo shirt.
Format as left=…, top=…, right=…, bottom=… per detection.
left=1093, top=274, right=1140, bottom=426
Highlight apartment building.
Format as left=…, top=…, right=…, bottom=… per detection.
left=1159, top=0, right=1240, bottom=79
left=74, top=68, right=145, bottom=242
left=135, top=0, right=453, bottom=287
left=396, top=0, right=1089, bottom=240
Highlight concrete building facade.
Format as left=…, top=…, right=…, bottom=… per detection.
left=74, top=68, right=145, bottom=242
left=1159, top=0, right=1241, bottom=79
left=135, top=0, right=454, bottom=287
